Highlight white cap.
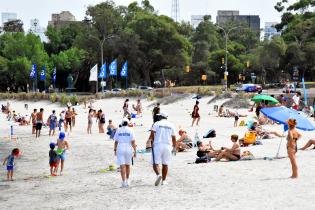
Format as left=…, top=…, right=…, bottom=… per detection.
left=157, top=112, right=168, bottom=118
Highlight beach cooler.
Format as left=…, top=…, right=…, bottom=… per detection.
left=243, top=131, right=257, bottom=145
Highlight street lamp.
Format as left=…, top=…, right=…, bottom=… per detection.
left=217, top=25, right=240, bottom=90
left=89, top=34, right=117, bottom=93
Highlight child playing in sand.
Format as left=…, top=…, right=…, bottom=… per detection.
left=215, top=135, right=241, bottom=161
left=49, top=143, right=58, bottom=176
left=2, top=148, right=20, bottom=181
left=55, top=132, right=69, bottom=176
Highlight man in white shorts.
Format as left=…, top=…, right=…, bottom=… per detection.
left=114, top=119, right=137, bottom=188
left=149, top=112, right=176, bottom=186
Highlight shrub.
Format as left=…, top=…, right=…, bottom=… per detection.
left=59, top=94, right=68, bottom=106
left=49, top=93, right=58, bottom=103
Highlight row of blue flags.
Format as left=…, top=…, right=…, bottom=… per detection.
left=30, top=60, right=127, bottom=82
left=98, top=60, right=128, bottom=79
left=30, top=64, right=56, bottom=82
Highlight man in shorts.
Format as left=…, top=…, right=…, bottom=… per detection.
left=35, top=108, right=44, bottom=138
left=65, top=107, right=73, bottom=132
left=48, top=110, right=58, bottom=136
left=149, top=112, right=176, bottom=186
left=30, top=109, right=37, bottom=134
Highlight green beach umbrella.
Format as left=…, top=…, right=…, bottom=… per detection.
left=251, top=95, right=279, bottom=105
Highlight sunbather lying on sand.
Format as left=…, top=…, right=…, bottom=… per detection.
left=196, top=141, right=220, bottom=158
left=250, top=122, right=284, bottom=138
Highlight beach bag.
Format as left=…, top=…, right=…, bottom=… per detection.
left=195, top=156, right=211, bottom=164
left=244, top=131, right=257, bottom=145
left=203, top=129, right=216, bottom=138
left=241, top=151, right=255, bottom=160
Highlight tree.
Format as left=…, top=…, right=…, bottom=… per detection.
left=3, top=19, right=24, bottom=32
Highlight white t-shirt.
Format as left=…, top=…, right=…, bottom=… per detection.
left=114, top=126, right=135, bottom=144
left=292, top=95, right=300, bottom=105
left=152, top=119, right=176, bottom=145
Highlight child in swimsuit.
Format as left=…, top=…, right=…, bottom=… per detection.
left=55, top=132, right=69, bottom=176
left=49, top=143, right=58, bottom=176
left=2, top=148, right=20, bottom=181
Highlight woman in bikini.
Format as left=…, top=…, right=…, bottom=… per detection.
left=87, top=109, right=94, bottom=134
left=191, top=101, right=200, bottom=127
left=215, top=134, right=241, bottom=161
left=287, top=119, right=301, bottom=178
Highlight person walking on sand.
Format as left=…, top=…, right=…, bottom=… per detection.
left=113, top=119, right=137, bottom=188
left=65, top=107, right=73, bottom=132
left=30, top=109, right=37, bottom=134
left=48, top=110, right=58, bottom=136
left=55, top=132, right=69, bottom=176
left=35, top=108, right=44, bottom=138
left=71, top=108, right=77, bottom=128
left=123, top=99, right=130, bottom=118
left=152, top=103, right=160, bottom=123
left=287, top=119, right=301, bottom=178
left=87, top=109, right=94, bottom=134
left=2, top=148, right=20, bottom=181
left=234, top=111, right=239, bottom=127
left=149, top=112, right=176, bottom=186
left=191, top=101, right=200, bottom=127
left=97, top=109, right=105, bottom=133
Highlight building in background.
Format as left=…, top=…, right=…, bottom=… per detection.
left=216, top=10, right=260, bottom=32
left=1, top=12, right=17, bottom=25
left=191, top=15, right=206, bottom=28
left=30, top=19, right=47, bottom=42
left=48, top=11, right=76, bottom=28
left=264, top=22, right=281, bottom=40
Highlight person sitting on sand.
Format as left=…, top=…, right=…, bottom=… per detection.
left=299, top=139, right=315, bottom=150
left=218, top=105, right=224, bottom=117
left=55, top=132, right=69, bottom=176
left=132, top=99, right=142, bottom=115
left=107, top=120, right=117, bottom=139
left=176, top=129, right=192, bottom=152
left=215, top=134, right=241, bottom=161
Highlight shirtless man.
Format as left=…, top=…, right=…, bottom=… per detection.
left=30, top=109, right=37, bottom=134
left=55, top=132, right=69, bottom=176
left=65, top=107, right=73, bottom=132
left=35, top=108, right=44, bottom=138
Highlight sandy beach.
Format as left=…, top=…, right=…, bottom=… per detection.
left=1, top=97, right=315, bottom=210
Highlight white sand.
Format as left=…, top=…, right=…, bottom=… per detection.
left=1, top=97, right=315, bottom=210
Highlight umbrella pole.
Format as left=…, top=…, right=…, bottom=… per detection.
left=275, top=132, right=284, bottom=158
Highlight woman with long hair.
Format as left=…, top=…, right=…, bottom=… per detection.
left=287, top=119, right=301, bottom=178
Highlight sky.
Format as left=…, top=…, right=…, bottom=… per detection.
left=0, top=0, right=297, bottom=30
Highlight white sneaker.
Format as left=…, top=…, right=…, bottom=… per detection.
left=155, top=175, right=162, bottom=186
left=125, top=180, right=129, bottom=187
left=121, top=182, right=127, bottom=188
left=161, top=181, right=168, bottom=186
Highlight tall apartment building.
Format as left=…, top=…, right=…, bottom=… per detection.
left=216, top=10, right=260, bottom=32
left=191, top=15, right=205, bottom=28
left=264, top=22, right=281, bottom=40
left=48, top=11, right=76, bottom=28
left=1, top=12, right=17, bottom=25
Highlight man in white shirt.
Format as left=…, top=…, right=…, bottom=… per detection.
left=149, top=112, right=176, bottom=186
left=292, top=92, right=301, bottom=110
left=114, top=119, right=136, bottom=188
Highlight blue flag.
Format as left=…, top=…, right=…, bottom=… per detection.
left=53, top=66, right=56, bottom=82
left=120, top=61, right=128, bottom=77
left=98, top=63, right=107, bottom=79
left=40, top=66, right=46, bottom=81
left=109, top=59, right=117, bottom=76
left=30, top=64, right=37, bottom=79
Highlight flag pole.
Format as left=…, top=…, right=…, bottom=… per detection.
left=96, top=65, right=98, bottom=94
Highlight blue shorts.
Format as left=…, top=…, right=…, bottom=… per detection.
left=50, top=123, right=56, bottom=130
left=7, top=166, right=13, bottom=171
left=57, top=152, right=66, bottom=161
